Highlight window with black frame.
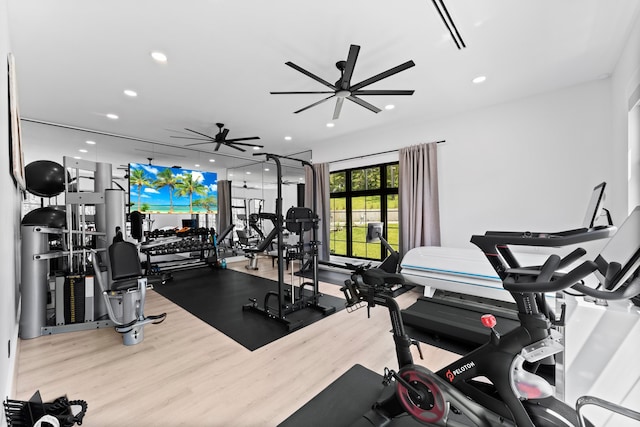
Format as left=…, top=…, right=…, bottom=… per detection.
left=329, top=162, right=399, bottom=260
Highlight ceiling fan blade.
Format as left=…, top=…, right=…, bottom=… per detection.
left=224, top=136, right=261, bottom=143
left=225, top=143, right=247, bottom=152
left=294, top=94, right=336, bottom=114
left=220, top=128, right=230, bottom=140
left=166, top=128, right=200, bottom=136
left=185, top=141, right=217, bottom=147
left=270, top=91, right=335, bottom=94
left=184, top=127, right=216, bottom=140
left=170, top=136, right=212, bottom=141
left=339, top=44, right=360, bottom=90
left=333, top=97, right=344, bottom=120
left=350, top=60, right=416, bottom=91
left=285, top=62, right=336, bottom=90
left=351, top=89, right=415, bottom=96
left=228, top=141, right=264, bottom=148
left=346, top=95, right=382, bottom=113
left=214, top=142, right=223, bottom=151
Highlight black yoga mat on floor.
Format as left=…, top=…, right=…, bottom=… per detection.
left=154, top=267, right=345, bottom=351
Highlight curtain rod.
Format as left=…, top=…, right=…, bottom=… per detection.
left=328, top=140, right=445, bottom=164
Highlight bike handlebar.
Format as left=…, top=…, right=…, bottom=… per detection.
left=572, top=277, right=640, bottom=300
left=536, top=254, right=562, bottom=283
left=503, top=260, right=599, bottom=293
left=557, top=248, right=587, bottom=269
left=504, top=254, right=640, bottom=301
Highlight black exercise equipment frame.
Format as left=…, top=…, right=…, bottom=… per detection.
left=243, top=153, right=335, bottom=331
left=342, top=257, right=600, bottom=426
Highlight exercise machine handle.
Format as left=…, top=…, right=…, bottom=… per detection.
left=576, top=395, right=640, bottom=427
left=558, top=247, right=587, bottom=269
left=537, top=254, right=561, bottom=283
left=572, top=276, right=640, bottom=301
left=503, top=259, right=599, bottom=293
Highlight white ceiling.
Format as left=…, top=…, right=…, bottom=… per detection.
left=7, top=0, right=640, bottom=183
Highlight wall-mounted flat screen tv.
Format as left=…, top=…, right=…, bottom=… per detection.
left=128, top=163, right=218, bottom=214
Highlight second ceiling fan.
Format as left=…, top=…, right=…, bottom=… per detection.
left=271, top=44, right=415, bottom=120
left=171, top=123, right=263, bottom=152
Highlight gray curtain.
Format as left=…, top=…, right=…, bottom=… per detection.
left=216, top=180, right=232, bottom=232
left=399, top=142, right=440, bottom=256
left=305, top=162, right=331, bottom=261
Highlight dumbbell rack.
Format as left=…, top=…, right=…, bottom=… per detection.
left=140, top=228, right=217, bottom=274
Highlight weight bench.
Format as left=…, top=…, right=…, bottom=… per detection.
left=238, top=227, right=279, bottom=270
left=91, top=241, right=167, bottom=345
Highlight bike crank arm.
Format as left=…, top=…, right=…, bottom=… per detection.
left=383, top=368, right=428, bottom=403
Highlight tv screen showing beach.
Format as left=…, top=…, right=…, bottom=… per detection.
left=128, top=163, right=218, bottom=214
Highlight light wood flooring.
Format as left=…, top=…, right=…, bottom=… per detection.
left=15, top=257, right=460, bottom=426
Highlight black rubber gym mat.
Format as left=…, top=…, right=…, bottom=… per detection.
left=278, top=364, right=424, bottom=427
left=153, top=267, right=345, bottom=351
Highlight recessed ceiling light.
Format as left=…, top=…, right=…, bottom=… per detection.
left=151, top=51, right=168, bottom=63
left=326, top=123, right=335, bottom=128
left=264, top=168, right=270, bottom=172
left=472, top=75, right=487, bottom=84
left=209, top=159, right=215, bottom=163
left=106, top=113, right=119, bottom=120
left=246, top=171, right=251, bottom=175
left=284, top=136, right=292, bottom=141
left=85, top=140, right=96, bottom=145
left=229, top=173, right=234, bottom=177
left=124, top=89, right=137, bottom=97
left=79, top=149, right=88, bottom=153
left=385, top=104, right=395, bottom=110
left=73, top=156, right=82, bottom=160
left=253, top=146, right=261, bottom=150
left=195, top=164, right=200, bottom=167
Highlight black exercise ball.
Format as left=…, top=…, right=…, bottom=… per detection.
left=21, top=206, right=66, bottom=228
left=25, top=160, right=68, bottom=197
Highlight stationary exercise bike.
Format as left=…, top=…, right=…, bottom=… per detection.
left=341, top=206, right=640, bottom=426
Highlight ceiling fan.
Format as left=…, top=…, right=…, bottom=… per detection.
left=271, top=44, right=415, bottom=120
left=171, top=123, right=263, bottom=152
left=232, top=180, right=261, bottom=190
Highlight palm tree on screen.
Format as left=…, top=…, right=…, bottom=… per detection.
left=175, top=173, right=208, bottom=213
left=193, top=195, right=217, bottom=213
left=129, top=168, right=150, bottom=210
left=153, top=168, right=180, bottom=213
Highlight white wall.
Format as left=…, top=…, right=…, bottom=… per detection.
left=630, top=105, right=640, bottom=209
left=1, top=0, right=23, bottom=421
left=316, top=79, right=613, bottom=250
left=611, top=7, right=640, bottom=217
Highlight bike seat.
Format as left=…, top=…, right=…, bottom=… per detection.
left=362, top=268, right=405, bottom=287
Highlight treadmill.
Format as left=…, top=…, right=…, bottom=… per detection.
left=401, top=182, right=615, bottom=348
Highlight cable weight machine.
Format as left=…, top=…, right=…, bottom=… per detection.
left=242, top=153, right=336, bottom=331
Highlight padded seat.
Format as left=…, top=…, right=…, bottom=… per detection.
left=108, top=241, right=165, bottom=290
left=362, top=268, right=405, bottom=287
left=91, top=240, right=166, bottom=345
